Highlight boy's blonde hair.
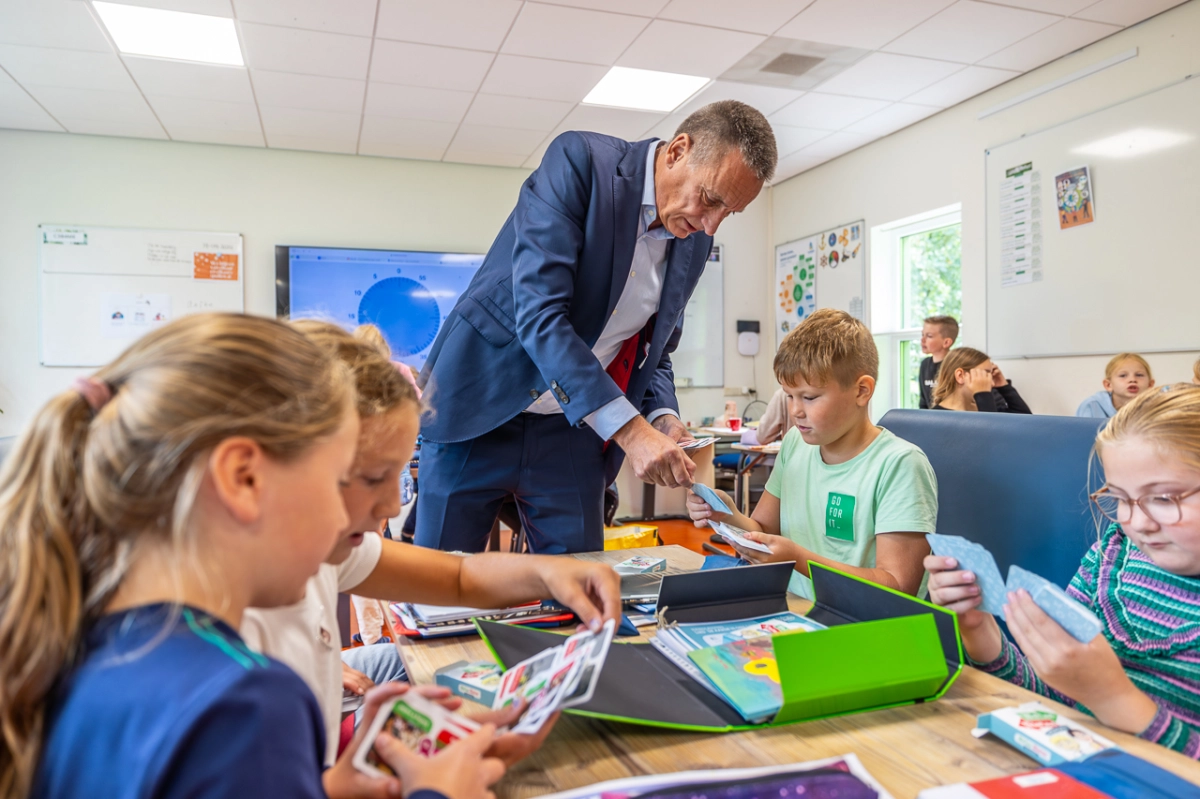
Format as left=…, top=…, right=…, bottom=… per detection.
left=774, top=308, right=878, bottom=388
left=931, top=347, right=990, bottom=407
left=923, top=315, right=959, bottom=343
left=1105, top=352, right=1153, bottom=382
left=0, top=314, right=352, bottom=797
left=291, top=320, right=418, bottom=422
left=1096, top=384, right=1200, bottom=478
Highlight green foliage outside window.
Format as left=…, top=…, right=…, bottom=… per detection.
left=899, top=224, right=962, bottom=409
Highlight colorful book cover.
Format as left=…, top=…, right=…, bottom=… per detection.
left=688, top=638, right=782, bottom=723
left=672, top=612, right=824, bottom=651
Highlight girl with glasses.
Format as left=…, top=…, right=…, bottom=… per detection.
left=926, top=385, right=1200, bottom=759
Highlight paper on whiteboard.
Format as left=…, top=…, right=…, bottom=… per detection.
left=998, top=162, right=1043, bottom=287
left=102, top=293, right=171, bottom=339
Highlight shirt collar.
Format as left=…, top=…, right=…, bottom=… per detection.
left=641, top=140, right=674, bottom=240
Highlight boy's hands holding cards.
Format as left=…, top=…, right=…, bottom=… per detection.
left=686, top=483, right=734, bottom=526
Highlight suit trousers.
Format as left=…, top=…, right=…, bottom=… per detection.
left=413, top=412, right=606, bottom=554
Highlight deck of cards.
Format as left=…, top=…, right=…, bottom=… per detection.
left=926, top=534, right=1103, bottom=643
left=435, top=660, right=503, bottom=706
left=709, top=520, right=772, bottom=554
left=691, top=483, right=732, bottom=514
left=614, top=555, right=666, bottom=575
left=353, top=692, right=482, bottom=777
left=493, top=619, right=616, bottom=734
left=679, top=437, right=718, bottom=451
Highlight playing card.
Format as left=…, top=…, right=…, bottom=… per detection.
left=493, top=648, right=558, bottom=711
left=679, top=437, right=718, bottom=450
left=709, top=520, right=772, bottom=554
left=1032, top=584, right=1104, bottom=643
left=692, top=483, right=732, bottom=514
left=353, top=693, right=481, bottom=777
left=1006, top=565, right=1054, bottom=600
left=557, top=619, right=615, bottom=709
left=511, top=658, right=580, bottom=734
left=926, top=533, right=1009, bottom=617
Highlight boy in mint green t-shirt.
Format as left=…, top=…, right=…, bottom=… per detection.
left=687, top=308, right=938, bottom=599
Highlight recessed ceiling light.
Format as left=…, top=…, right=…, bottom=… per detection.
left=1072, top=127, right=1192, bottom=159
left=583, top=67, right=711, bottom=113
left=93, top=2, right=243, bottom=66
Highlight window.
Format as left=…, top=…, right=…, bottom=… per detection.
left=870, top=206, right=962, bottom=415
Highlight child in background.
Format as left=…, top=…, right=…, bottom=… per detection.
left=927, top=384, right=1200, bottom=757
left=0, top=314, right=503, bottom=799
left=242, top=321, right=621, bottom=775
left=1193, top=356, right=1199, bottom=385
left=918, top=315, right=959, bottom=409
left=1076, top=353, right=1155, bottom=418
left=754, top=387, right=794, bottom=444
left=686, top=308, right=938, bottom=599
left=931, top=347, right=1032, bottom=413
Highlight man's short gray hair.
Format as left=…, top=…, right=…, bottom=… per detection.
left=675, top=100, right=777, bottom=183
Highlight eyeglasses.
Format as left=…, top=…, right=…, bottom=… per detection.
left=1090, top=485, right=1200, bottom=525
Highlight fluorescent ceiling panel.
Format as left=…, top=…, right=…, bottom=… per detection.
left=93, top=2, right=243, bottom=66
left=583, top=66, right=709, bottom=113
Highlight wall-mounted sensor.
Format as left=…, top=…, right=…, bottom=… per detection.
left=736, top=320, right=760, bottom=357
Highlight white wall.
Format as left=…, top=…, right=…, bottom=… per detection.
left=0, top=129, right=529, bottom=436
left=770, top=1, right=1200, bottom=417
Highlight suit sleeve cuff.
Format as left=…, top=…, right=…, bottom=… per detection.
left=585, top=397, right=640, bottom=442
left=645, top=408, right=680, bottom=426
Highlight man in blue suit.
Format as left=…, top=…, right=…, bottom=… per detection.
left=416, top=101, right=777, bottom=554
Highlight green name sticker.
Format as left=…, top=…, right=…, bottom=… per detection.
left=825, top=492, right=856, bottom=541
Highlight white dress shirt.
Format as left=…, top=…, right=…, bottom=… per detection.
left=524, top=140, right=680, bottom=440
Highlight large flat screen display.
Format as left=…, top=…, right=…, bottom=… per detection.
left=276, top=245, right=484, bottom=370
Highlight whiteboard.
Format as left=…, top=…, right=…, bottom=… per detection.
left=985, top=75, right=1200, bottom=359
left=39, top=225, right=244, bottom=366
left=673, top=243, right=723, bottom=388
left=774, top=220, right=866, bottom=343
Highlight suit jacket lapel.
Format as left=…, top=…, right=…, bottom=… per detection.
left=652, top=234, right=697, bottom=351
left=607, top=142, right=651, bottom=317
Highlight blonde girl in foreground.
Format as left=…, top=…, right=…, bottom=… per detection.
left=0, top=314, right=502, bottom=799
left=927, top=385, right=1200, bottom=757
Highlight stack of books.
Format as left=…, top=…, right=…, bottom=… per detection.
left=391, top=601, right=574, bottom=639
left=651, top=611, right=825, bottom=723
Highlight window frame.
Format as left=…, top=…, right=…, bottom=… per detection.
left=869, top=204, right=963, bottom=417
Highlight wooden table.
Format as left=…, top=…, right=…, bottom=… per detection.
left=395, top=546, right=1200, bottom=798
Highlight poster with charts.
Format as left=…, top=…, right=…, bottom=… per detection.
left=774, top=221, right=864, bottom=342
left=998, top=162, right=1043, bottom=287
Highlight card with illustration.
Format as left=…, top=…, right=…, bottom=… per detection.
left=353, top=693, right=481, bottom=778
left=709, top=520, right=772, bottom=554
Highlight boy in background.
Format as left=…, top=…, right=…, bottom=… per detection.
left=1076, top=353, right=1154, bottom=419
left=918, top=315, right=959, bottom=409
left=686, top=309, right=938, bottom=599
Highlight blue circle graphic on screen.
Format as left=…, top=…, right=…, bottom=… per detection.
left=357, top=276, right=441, bottom=357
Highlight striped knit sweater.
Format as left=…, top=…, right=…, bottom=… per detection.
left=971, top=524, right=1200, bottom=758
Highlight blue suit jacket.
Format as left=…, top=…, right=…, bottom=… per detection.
left=420, top=132, right=713, bottom=479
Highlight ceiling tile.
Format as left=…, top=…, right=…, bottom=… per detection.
left=502, top=4, right=648, bottom=66
left=794, top=129, right=875, bottom=159
left=124, top=57, right=254, bottom=102
left=773, top=149, right=828, bottom=181
left=232, top=0, right=377, bottom=36
left=239, top=22, right=370, bottom=79
left=464, top=95, right=574, bottom=132
left=365, top=82, right=474, bottom=122
left=677, top=81, right=804, bottom=117
left=843, top=102, right=940, bottom=135
left=776, top=0, right=956, bottom=51
left=987, top=0, right=1094, bottom=13
left=259, top=104, right=360, bottom=138
left=0, top=70, right=64, bottom=131
left=442, top=148, right=528, bottom=168
left=815, top=52, right=962, bottom=101
left=773, top=124, right=830, bottom=156
left=523, top=138, right=553, bottom=168
left=769, top=92, right=888, bottom=131
left=530, top=0, right=668, bottom=16
left=883, top=1, right=1059, bottom=64
left=252, top=70, right=365, bottom=113
left=269, top=133, right=357, bottom=154
left=451, top=123, right=547, bottom=156
left=642, top=113, right=685, bottom=141
left=29, top=85, right=160, bottom=125
left=168, top=126, right=265, bottom=146
left=618, top=21, right=765, bottom=78
left=0, top=0, right=113, bottom=52
left=903, top=64, right=1017, bottom=107
left=656, top=0, right=817, bottom=36
left=359, top=115, right=458, bottom=159
left=116, top=0, right=234, bottom=16
left=552, top=105, right=665, bottom=140
left=480, top=55, right=606, bottom=102
left=58, top=116, right=168, bottom=139
left=370, top=41, right=493, bottom=92
left=1072, top=0, right=1189, bottom=26
left=979, top=18, right=1119, bottom=71
left=376, top=0, right=522, bottom=51
left=0, top=45, right=134, bottom=92
left=147, top=94, right=261, bottom=131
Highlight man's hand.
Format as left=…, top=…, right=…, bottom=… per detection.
left=612, top=416, right=695, bottom=488
left=652, top=414, right=693, bottom=444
